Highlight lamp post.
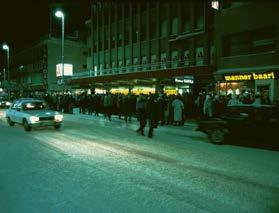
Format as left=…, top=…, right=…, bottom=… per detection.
left=55, top=10, right=65, bottom=93
left=2, top=44, right=10, bottom=99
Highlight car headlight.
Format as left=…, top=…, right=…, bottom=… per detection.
left=5, top=102, right=11, bottom=106
left=54, top=114, right=63, bottom=121
left=30, top=116, right=40, bottom=123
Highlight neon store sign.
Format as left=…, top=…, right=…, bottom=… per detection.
left=224, top=72, right=275, bottom=81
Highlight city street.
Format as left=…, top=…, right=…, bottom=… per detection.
left=0, top=109, right=279, bottom=213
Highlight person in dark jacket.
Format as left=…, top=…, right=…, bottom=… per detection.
left=146, top=94, right=159, bottom=138
left=136, top=94, right=146, bottom=136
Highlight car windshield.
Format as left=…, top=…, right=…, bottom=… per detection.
left=22, top=102, right=46, bottom=110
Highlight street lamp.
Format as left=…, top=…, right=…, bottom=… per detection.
left=55, top=10, right=65, bottom=93
left=2, top=44, right=10, bottom=99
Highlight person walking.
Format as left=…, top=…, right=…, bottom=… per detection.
left=146, top=94, right=159, bottom=138
left=136, top=94, right=146, bottom=136
left=203, top=94, right=213, bottom=118
left=172, top=95, right=184, bottom=126
left=103, top=92, right=113, bottom=121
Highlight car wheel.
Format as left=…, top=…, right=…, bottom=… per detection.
left=7, top=117, right=15, bottom=126
left=54, top=124, right=61, bottom=129
left=209, top=129, right=225, bottom=144
left=23, top=119, right=31, bottom=131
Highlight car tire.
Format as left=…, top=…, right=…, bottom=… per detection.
left=7, top=117, right=15, bottom=126
left=209, top=129, right=225, bottom=144
left=23, top=119, right=31, bottom=131
left=54, top=124, right=61, bottom=129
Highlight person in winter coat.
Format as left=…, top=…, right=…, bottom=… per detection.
left=172, top=95, right=184, bottom=126
left=103, top=92, right=113, bottom=121
left=203, top=94, right=213, bottom=118
left=146, top=94, right=159, bottom=138
left=136, top=94, right=147, bottom=136
left=227, top=95, right=240, bottom=106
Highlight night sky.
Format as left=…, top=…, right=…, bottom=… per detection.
left=0, top=0, right=91, bottom=70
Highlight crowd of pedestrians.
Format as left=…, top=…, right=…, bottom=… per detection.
left=12, top=88, right=275, bottom=138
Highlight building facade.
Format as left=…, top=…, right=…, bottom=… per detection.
left=214, top=2, right=279, bottom=103
left=10, top=35, right=87, bottom=95
left=72, top=1, right=215, bottom=96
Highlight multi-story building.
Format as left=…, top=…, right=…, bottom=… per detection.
left=72, top=1, right=215, bottom=95
left=214, top=1, right=279, bottom=103
left=10, top=35, right=87, bottom=95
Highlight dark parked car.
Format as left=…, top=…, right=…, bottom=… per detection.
left=197, top=104, right=279, bottom=148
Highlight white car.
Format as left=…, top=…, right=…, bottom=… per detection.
left=6, top=99, right=63, bottom=131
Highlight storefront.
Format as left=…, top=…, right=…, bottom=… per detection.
left=216, top=70, right=279, bottom=103
left=174, top=76, right=194, bottom=95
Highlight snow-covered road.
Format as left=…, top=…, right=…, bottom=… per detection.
left=0, top=110, right=279, bottom=213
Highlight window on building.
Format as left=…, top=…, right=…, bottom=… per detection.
left=222, top=27, right=276, bottom=57
left=141, top=13, right=147, bottom=41
left=194, top=3, right=204, bottom=30
left=118, top=34, right=123, bottom=44
left=221, top=0, right=248, bottom=10
left=150, top=15, right=157, bottom=39
left=160, top=19, right=167, bottom=38
left=133, top=16, right=139, bottom=43
left=88, top=48, right=91, bottom=57
left=252, top=27, right=276, bottom=53
left=181, top=7, right=191, bottom=33
left=150, top=2, right=157, bottom=9
left=124, top=31, right=130, bottom=45
left=171, top=17, right=178, bottom=35
left=124, top=19, right=130, bottom=45
left=222, top=33, right=250, bottom=56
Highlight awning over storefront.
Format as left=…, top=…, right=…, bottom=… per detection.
left=71, top=66, right=214, bottom=87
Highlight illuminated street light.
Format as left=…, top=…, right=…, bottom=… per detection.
left=55, top=10, right=65, bottom=93
left=2, top=43, right=10, bottom=99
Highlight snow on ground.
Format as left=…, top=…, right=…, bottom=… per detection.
left=0, top=110, right=279, bottom=212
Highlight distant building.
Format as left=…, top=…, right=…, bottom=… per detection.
left=10, top=35, right=87, bottom=95
left=71, top=1, right=215, bottom=96
left=214, top=2, right=279, bottom=103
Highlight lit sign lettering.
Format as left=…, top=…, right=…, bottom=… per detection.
left=175, top=78, right=194, bottom=84
left=56, top=64, right=73, bottom=77
left=224, top=72, right=275, bottom=81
